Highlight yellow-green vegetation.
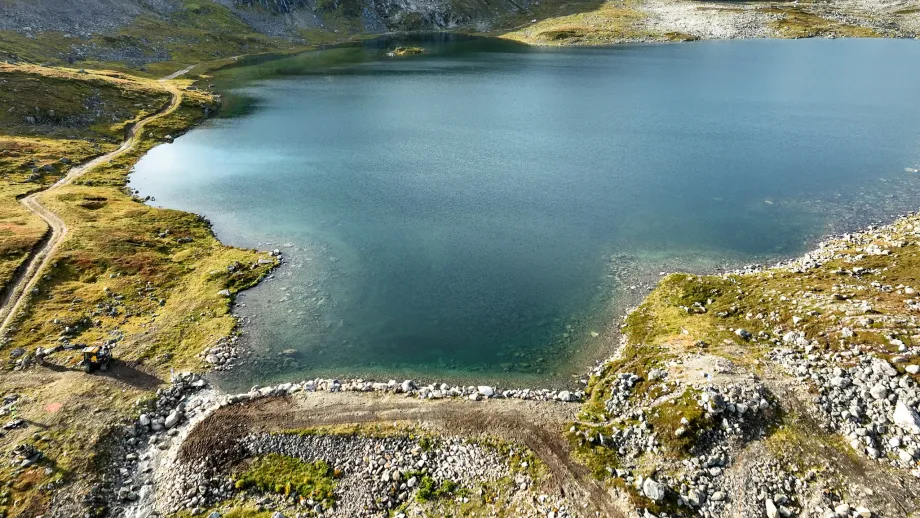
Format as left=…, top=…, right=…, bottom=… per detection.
left=765, top=415, right=847, bottom=463
left=763, top=5, right=880, bottom=39
left=281, top=422, right=422, bottom=439
left=501, top=0, right=691, bottom=46
left=388, top=46, right=425, bottom=56
left=414, top=475, right=460, bottom=502
left=475, top=434, right=548, bottom=481
left=622, top=273, right=742, bottom=349
left=234, top=454, right=337, bottom=502
left=174, top=508, right=276, bottom=518
left=0, top=64, right=277, bottom=517
left=400, top=475, right=538, bottom=516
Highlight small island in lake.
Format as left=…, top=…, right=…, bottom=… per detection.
left=387, top=46, right=425, bottom=57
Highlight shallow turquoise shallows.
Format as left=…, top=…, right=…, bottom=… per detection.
left=131, top=38, right=920, bottom=390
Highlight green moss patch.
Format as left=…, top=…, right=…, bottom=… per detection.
left=234, top=454, right=336, bottom=502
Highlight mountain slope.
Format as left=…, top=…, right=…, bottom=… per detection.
left=0, top=0, right=543, bottom=73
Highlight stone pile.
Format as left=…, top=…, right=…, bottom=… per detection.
left=225, top=378, right=583, bottom=404
left=604, top=372, right=641, bottom=412
left=135, top=374, right=208, bottom=434
left=243, top=432, right=512, bottom=516
left=201, top=336, right=242, bottom=371
left=109, top=372, right=215, bottom=516
left=771, top=347, right=920, bottom=476
left=136, top=426, right=532, bottom=517
left=577, top=361, right=777, bottom=517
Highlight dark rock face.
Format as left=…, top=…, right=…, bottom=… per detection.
left=234, top=0, right=314, bottom=14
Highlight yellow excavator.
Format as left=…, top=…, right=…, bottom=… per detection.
left=35, top=343, right=112, bottom=372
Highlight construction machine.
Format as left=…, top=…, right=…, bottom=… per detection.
left=35, top=343, right=112, bottom=372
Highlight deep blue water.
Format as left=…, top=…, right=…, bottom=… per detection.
left=130, top=38, right=920, bottom=389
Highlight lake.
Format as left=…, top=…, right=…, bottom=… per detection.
left=130, top=37, right=920, bottom=390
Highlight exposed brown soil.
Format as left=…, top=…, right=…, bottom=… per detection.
left=182, top=392, right=623, bottom=517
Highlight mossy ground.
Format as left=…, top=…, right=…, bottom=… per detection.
left=763, top=5, right=880, bottom=39
left=234, top=453, right=337, bottom=502
left=174, top=506, right=277, bottom=518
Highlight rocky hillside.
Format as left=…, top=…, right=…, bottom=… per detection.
left=3, top=0, right=918, bottom=72
left=0, top=0, right=537, bottom=72
left=0, top=0, right=527, bottom=36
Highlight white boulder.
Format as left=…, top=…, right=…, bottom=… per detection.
left=894, top=401, right=920, bottom=434
left=642, top=477, right=666, bottom=501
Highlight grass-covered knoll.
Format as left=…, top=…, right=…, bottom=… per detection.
left=388, top=46, right=425, bottom=56
left=500, top=0, right=691, bottom=45
left=0, top=63, right=169, bottom=139
left=763, top=5, right=880, bottom=39
left=234, top=454, right=337, bottom=502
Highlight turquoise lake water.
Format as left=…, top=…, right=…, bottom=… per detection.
left=130, top=38, right=920, bottom=389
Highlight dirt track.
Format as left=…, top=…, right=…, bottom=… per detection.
left=0, top=77, right=185, bottom=337
left=181, top=391, right=623, bottom=517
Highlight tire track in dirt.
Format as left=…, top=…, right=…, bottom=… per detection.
left=181, top=393, right=622, bottom=517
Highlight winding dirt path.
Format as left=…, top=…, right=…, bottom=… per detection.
left=181, top=392, right=622, bottom=517
left=0, top=75, right=187, bottom=338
